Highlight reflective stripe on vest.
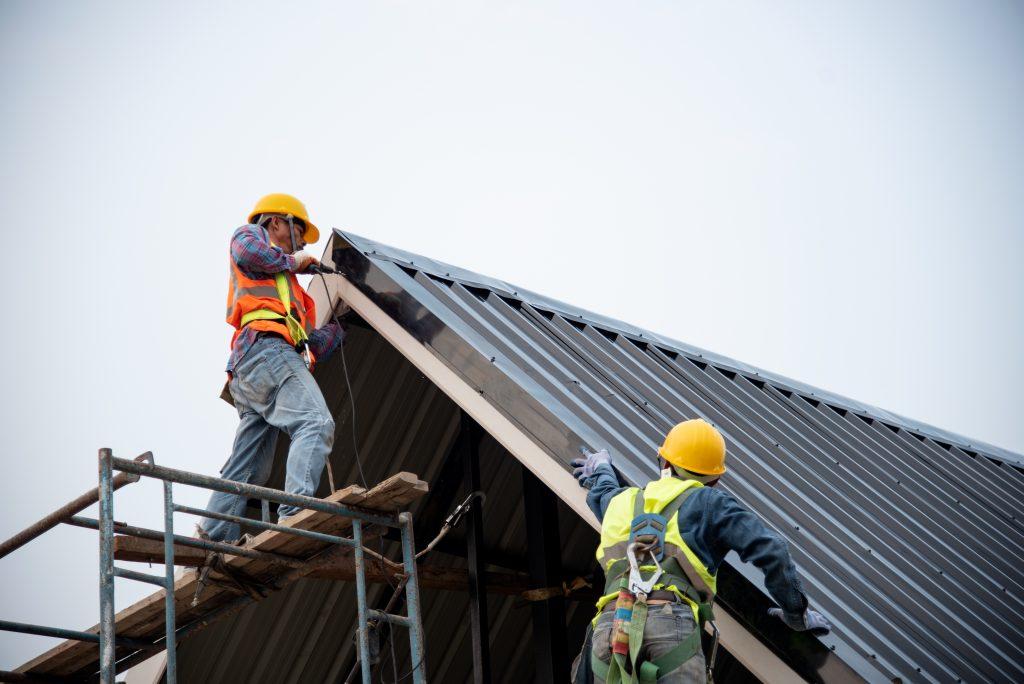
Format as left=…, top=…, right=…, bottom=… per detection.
left=594, top=476, right=718, bottom=620
left=226, top=259, right=313, bottom=348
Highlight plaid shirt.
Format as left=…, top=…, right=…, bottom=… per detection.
left=226, top=224, right=344, bottom=373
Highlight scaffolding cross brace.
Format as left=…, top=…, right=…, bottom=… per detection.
left=0, top=449, right=427, bottom=684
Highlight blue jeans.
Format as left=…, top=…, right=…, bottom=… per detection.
left=589, top=602, right=707, bottom=683
left=201, top=336, right=335, bottom=542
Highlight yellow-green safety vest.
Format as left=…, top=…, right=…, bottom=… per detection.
left=595, top=475, right=717, bottom=624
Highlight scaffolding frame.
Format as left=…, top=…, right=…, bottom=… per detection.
left=0, top=449, right=426, bottom=684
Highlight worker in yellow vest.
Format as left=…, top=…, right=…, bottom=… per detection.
left=570, top=418, right=831, bottom=683
left=199, top=193, right=345, bottom=543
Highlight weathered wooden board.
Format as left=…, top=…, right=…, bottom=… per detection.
left=17, top=473, right=427, bottom=679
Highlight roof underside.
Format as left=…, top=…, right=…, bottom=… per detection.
left=174, top=230, right=1024, bottom=683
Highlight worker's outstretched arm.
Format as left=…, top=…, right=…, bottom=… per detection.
left=231, top=225, right=302, bottom=274
left=703, top=491, right=809, bottom=618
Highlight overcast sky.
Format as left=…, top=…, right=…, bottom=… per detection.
left=1, top=0, right=1021, bottom=668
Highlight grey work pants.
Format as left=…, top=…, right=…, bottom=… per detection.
left=586, top=602, right=707, bottom=683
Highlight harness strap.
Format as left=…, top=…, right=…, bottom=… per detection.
left=658, top=485, right=698, bottom=524
left=632, top=487, right=646, bottom=518
left=239, top=272, right=310, bottom=347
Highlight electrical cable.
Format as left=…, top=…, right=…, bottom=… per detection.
left=319, top=265, right=480, bottom=682
left=316, top=270, right=369, bottom=491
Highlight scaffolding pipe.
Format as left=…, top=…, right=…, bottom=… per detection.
left=171, top=504, right=357, bottom=547
left=98, top=449, right=115, bottom=684
left=110, top=457, right=397, bottom=529
left=0, top=620, right=151, bottom=650
left=0, top=453, right=151, bottom=560
left=64, top=517, right=308, bottom=570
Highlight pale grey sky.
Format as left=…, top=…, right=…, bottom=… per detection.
left=1, top=0, right=1021, bottom=667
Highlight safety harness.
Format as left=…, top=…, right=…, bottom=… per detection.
left=590, top=487, right=719, bottom=684
left=240, top=271, right=315, bottom=369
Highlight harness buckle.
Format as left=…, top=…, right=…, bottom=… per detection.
left=627, top=540, right=664, bottom=597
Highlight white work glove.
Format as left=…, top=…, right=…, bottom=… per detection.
left=570, top=449, right=612, bottom=489
left=768, top=607, right=832, bottom=635
left=290, top=252, right=320, bottom=273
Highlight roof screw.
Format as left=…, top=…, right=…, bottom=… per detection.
left=489, top=356, right=495, bottom=362
left=829, top=645, right=836, bottom=651
left=794, top=525, right=800, bottom=531
left=446, top=272, right=450, bottom=276
left=870, top=654, right=876, bottom=659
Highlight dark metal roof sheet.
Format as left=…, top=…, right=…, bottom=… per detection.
left=321, top=230, right=1024, bottom=683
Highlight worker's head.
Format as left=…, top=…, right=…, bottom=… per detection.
left=259, top=214, right=307, bottom=254
left=248, top=193, right=319, bottom=246
left=658, top=419, right=726, bottom=486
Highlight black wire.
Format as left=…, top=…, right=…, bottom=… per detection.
left=317, top=270, right=369, bottom=491
left=318, top=269, right=425, bottom=683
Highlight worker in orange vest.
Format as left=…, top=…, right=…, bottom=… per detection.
left=199, top=193, right=345, bottom=542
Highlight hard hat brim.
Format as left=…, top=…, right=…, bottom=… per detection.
left=303, top=223, right=320, bottom=244
left=658, top=446, right=727, bottom=476
left=247, top=212, right=320, bottom=244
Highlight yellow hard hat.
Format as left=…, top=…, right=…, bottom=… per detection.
left=248, top=193, right=320, bottom=244
left=658, top=419, right=727, bottom=475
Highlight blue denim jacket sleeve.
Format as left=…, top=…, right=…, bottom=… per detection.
left=585, top=464, right=807, bottom=616
left=682, top=488, right=808, bottom=616
left=584, top=462, right=627, bottom=520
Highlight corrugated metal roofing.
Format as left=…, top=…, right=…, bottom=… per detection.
left=173, top=229, right=1024, bottom=683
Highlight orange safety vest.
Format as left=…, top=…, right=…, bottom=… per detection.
left=226, top=258, right=317, bottom=357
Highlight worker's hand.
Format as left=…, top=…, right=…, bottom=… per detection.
left=570, top=449, right=612, bottom=489
left=768, top=607, right=832, bottom=635
left=290, top=252, right=320, bottom=273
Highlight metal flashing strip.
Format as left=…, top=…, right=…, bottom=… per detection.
left=308, top=252, right=814, bottom=684
left=337, top=230, right=1022, bottom=469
